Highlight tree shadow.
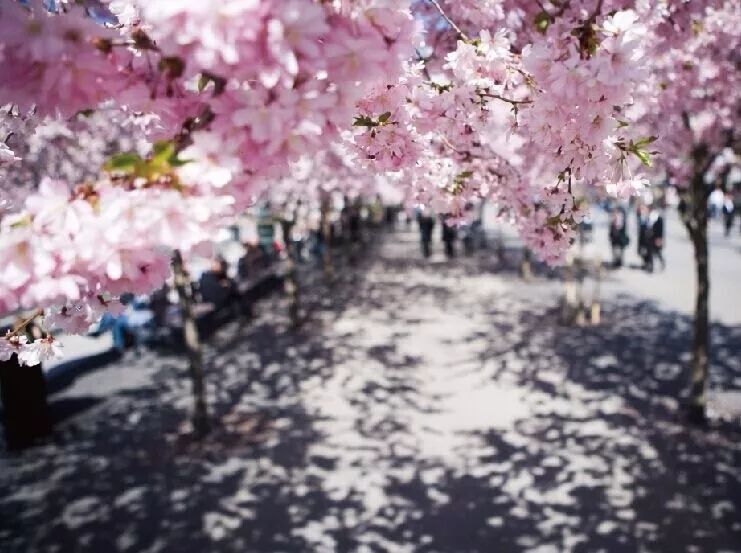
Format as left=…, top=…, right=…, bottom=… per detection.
left=0, top=231, right=739, bottom=552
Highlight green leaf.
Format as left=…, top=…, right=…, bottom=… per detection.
left=534, top=11, right=550, bottom=34
left=353, top=115, right=377, bottom=128
left=378, top=111, right=392, bottom=124
left=635, top=149, right=652, bottom=167
left=152, top=141, right=176, bottom=163
left=430, top=81, right=453, bottom=94
left=169, top=157, right=192, bottom=168
left=104, top=152, right=141, bottom=173
left=10, top=214, right=32, bottom=229
left=634, top=135, right=658, bottom=148
left=458, top=170, right=474, bottom=179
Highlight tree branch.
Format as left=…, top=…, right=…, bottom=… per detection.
left=479, top=92, right=533, bottom=106
left=428, top=0, right=469, bottom=41
left=8, top=309, right=43, bottom=337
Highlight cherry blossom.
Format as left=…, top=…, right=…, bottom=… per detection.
left=0, top=1, right=133, bottom=119
left=17, top=335, right=63, bottom=367
left=0, top=0, right=735, bottom=364
left=0, top=335, right=27, bottom=362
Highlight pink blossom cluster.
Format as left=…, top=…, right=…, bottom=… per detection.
left=2, top=0, right=737, bottom=365
left=0, top=105, right=35, bottom=179
left=0, top=0, right=417, bottom=362
left=0, top=334, right=63, bottom=367
left=259, top=140, right=390, bottom=207
left=1, top=109, right=153, bottom=216
left=0, top=1, right=133, bottom=119
left=0, top=110, right=22, bottom=167
left=1, top=1, right=653, bottom=267
left=0, top=176, right=232, bottom=364
left=519, top=10, right=649, bottom=190
left=179, top=0, right=415, bottom=180
left=636, top=0, right=740, bottom=185
left=1, top=0, right=416, bottom=185
left=348, top=6, right=654, bottom=263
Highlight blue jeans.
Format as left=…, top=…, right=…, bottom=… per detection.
left=97, top=313, right=132, bottom=352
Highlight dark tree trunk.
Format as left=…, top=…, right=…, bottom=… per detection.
left=0, top=356, right=52, bottom=450
left=561, top=252, right=577, bottom=325
left=172, top=250, right=210, bottom=436
left=282, top=220, right=300, bottom=328
left=686, top=171, right=710, bottom=423
left=678, top=141, right=714, bottom=423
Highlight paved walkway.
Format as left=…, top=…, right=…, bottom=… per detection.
left=1, top=229, right=740, bottom=552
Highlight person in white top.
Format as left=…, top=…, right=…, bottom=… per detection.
left=708, top=186, right=725, bottom=218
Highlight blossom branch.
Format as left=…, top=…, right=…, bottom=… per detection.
left=427, top=0, right=469, bottom=41
left=8, top=309, right=43, bottom=337
left=479, top=92, right=533, bottom=106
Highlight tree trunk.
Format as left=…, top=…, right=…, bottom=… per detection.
left=496, top=227, right=505, bottom=262
left=320, top=196, right=334, bottom=281
left=561, top=250, right=577, bottom=325
left=282, top=221, right=300, bottom=328
left=0, top=356, right=52, bottom=450
left=687, top=173, right=710, bottom=423
left=172, top=250, right=210, bottom=436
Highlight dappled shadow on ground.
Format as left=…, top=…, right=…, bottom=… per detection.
left=0, top=230, right=739, bottom=552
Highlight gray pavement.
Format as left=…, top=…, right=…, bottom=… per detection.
left=0, top=225, right=740, bottom=552
left=485, top=205, right=741, bottom=325
left=590, top=207, right=741, bottom=326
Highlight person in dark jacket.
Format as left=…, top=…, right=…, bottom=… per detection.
left=199, top=257, right=234, bottom=308
left=347, top=198, right=362, bottom=244
left=722, top=191, right=735, bottom=237
left=608, top=205, right=629, bottom=268
left=441, top=215, right=457, bottom=258
left=417, top=207, right=435, bottom=258
left=637, top=204, right=653, bottom=272
left=649, top=207, right=665, bottom=271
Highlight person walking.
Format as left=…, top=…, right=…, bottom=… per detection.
left=708, top=186, right=724, bottom=219
left=608, top=205, right=629, bottom=268
left=441, top=215, right=457, bottom=258
left=418, top=207, right=435, bottom=258
left=341, top=196, right=362, bottom=265
left=649, top=207, right=665, bottom=270
left=637, top=204, right=653, bottom=272
left=722, top=191, right=735, bottom=237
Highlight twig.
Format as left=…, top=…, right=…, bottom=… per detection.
left=479, top=92, right=533, bottom=106
left=428, top=0, right=469, bottom=41
left=9, top=309, right=43, bottom=336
